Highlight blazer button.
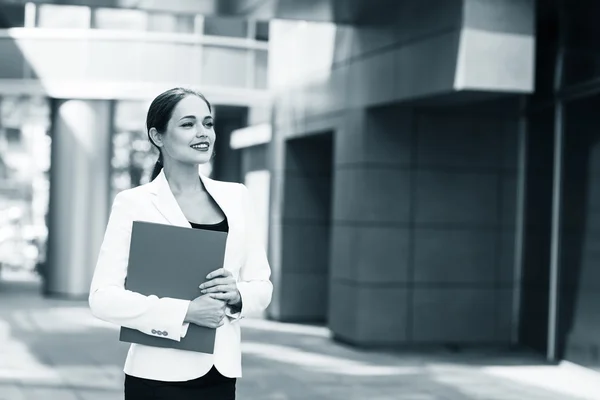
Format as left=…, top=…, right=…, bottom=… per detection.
left=151, top=329, right=157, bottom=334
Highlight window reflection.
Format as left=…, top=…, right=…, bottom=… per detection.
left=147, top=13, right=195, bottom=34
left=93, top=8, right=147, bottom=31
left=0, top=4, right=26, bottom=29
left=203, top=16, right=248, bottom=38
left=22, top=3, right=269, bottom=39
left=37, top=5, right=91, bottom=29
left=0, top=96, right=50, bottom=279
left=562, top=0, right=600, bottom=87
left=111, top=101, right=156, bottom=201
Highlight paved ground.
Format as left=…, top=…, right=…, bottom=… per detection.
left=1, top=276, right=600, bottom=399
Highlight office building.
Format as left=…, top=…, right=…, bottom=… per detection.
left=0, top=0, right=599, bottom=372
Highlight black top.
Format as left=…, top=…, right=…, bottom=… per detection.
left=189, top=218, right=229, bottom=233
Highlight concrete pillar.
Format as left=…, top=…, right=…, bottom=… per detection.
left=264, top=105, right=285, bottom=320
left=44, top=99, right=112, bottom=298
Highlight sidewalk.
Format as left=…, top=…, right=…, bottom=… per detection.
left=1, top=277, right=600, bottom=400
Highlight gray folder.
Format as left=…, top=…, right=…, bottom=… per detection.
left=119, top=220, right=228, bottom=353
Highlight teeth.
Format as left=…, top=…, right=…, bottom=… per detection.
left=192, top=143, right=209, bottom=149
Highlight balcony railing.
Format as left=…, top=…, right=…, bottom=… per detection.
left=0, top=28, right=269, bottom=104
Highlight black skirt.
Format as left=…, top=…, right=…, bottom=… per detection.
left=124, top=366, right=236, bottom=400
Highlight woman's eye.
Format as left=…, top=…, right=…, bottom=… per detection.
left=204, top=122, right=214, bottom=128
left=182, top=122, right=193, bottom=128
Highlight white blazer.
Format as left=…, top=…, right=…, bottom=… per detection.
left=88, top=170, right=273, bottom=381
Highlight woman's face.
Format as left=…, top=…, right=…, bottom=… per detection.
left=152, top=95, right=215, bottom=166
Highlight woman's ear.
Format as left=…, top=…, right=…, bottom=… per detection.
left=148, top=127, right=163, bottom=148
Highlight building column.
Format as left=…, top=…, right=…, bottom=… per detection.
left=264, top=102, right=286, bottom=320
left=44, top=99, right=112, bottom=298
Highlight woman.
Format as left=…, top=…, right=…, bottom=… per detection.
left=89, top=87, right=273, bottom=399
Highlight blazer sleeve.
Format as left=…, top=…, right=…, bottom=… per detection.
left=227, top=183, right=273, bottom=320
left=88, top=191, right=191, bottom=342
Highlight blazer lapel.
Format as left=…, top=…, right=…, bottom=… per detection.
left=199, top=174, right=237, bottom=270
left=149, top=170, right=190, bottom=228
left=199, top=174, right=230, bottom=222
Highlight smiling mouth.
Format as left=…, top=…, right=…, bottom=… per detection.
left=190, top=142, right=210, bottom=151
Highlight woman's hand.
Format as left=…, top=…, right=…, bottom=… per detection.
left=200, top=268, right=241, bottom=307
left=184, top=295, right=226, bottom=329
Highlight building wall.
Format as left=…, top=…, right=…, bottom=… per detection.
left=267, top=0, right=534, bottom=129
left=263, top=0, right=532, bottom=345
left=265, top=2, right=464, bottom=325
left=268, top=2, right=463, bottom=122
left=264, top=97, right=521, bottom=345
left=263, top=97, right=522, bottom=344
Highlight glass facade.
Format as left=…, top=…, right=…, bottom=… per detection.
left=557, top=0, right=600, bottom=370
left=558, top=95, right=600, bottom=371
left=0, top=3, right=26, bottom=28
left=37, top=5, right=91, bottom=29
left=0, top=95, right=51, bottom=277
left=93, top=8, right=147, bottom=31
left=522, top=0, right=600, bottom=371
left=0, top=2, right=268, bottom=38
left=111, top=101, right=155, bottom=201
left=561, top=1, right=600, bottom=88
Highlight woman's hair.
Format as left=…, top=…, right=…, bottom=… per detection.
left=146, top=87, right=212, bottom=181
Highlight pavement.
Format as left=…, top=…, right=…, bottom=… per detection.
left=1, top=273, right=600, bottom=400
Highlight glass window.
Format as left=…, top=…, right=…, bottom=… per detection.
left=93, top=8, right=147, bottom=31
left=255, top=20, right=269, bottom=41
left=111, top=101, right=157, bottom=199
left=0, top=4, right=25, bottom=28
left=147, top=13, right=194, bottom=34
left=561, top=0, right=600, bottom=87
left=5, top=128, right=21, bottom=146
left=37, top=5, right=90, bottom=29
left=147, top=13, right=176, bottom=33
left=203, top=16, right=247, bottom=38
left=0, top=95, right=51, bottom=278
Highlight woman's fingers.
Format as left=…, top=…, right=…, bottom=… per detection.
left=205, top=268, right=232, bottom=280
left=208, top=292, right=235, bottom=301
left=200, top=277, right=234, bottom=290
left=203, top=283, right=236, bottom=294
